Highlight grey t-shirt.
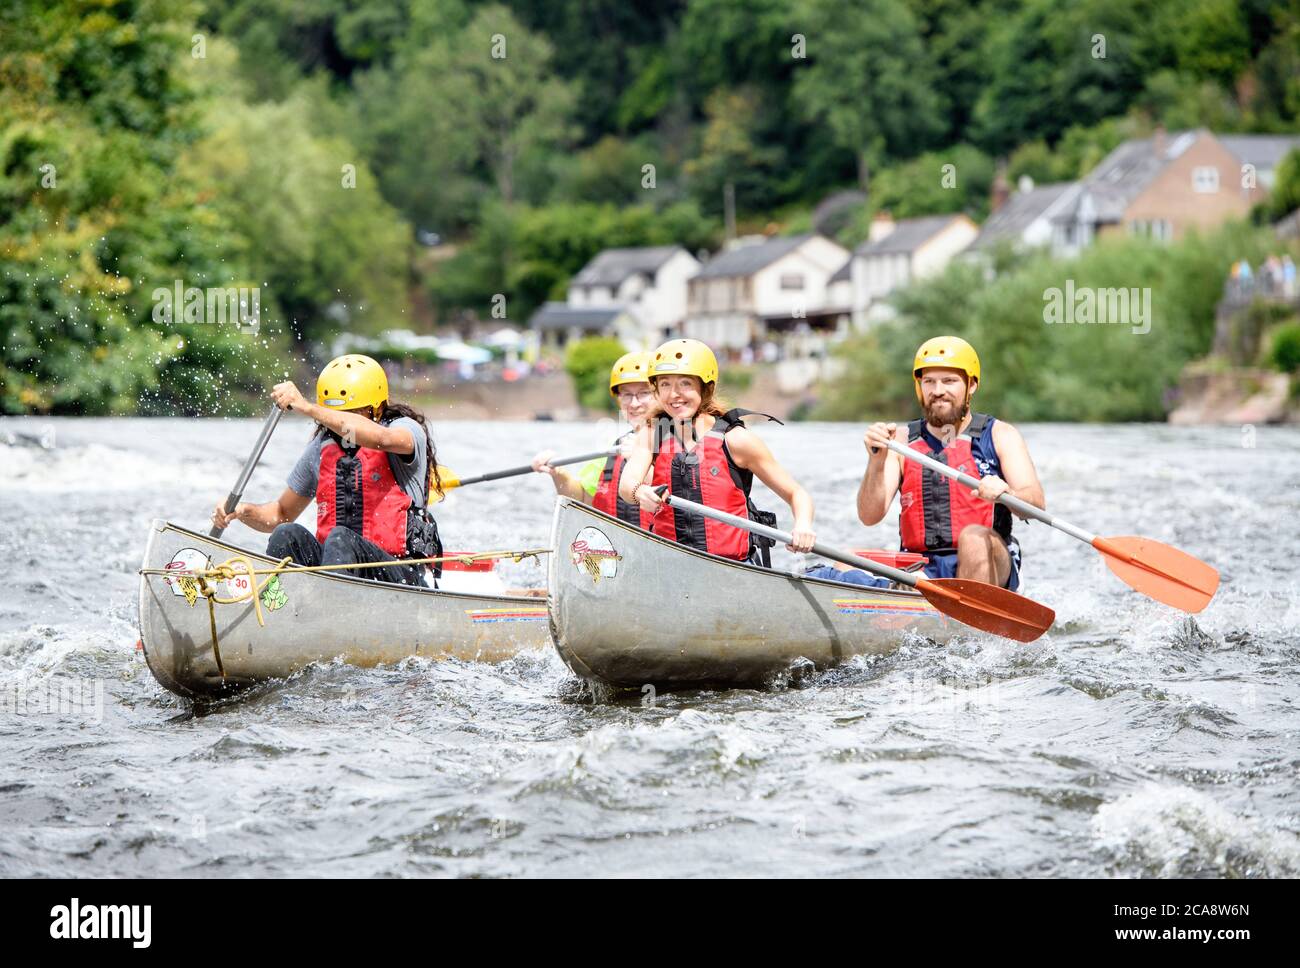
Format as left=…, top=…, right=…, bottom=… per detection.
left=287, top=417, right=428, bottom=511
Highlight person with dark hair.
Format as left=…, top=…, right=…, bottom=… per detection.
left=618, top=338, right=816, bottom=565
left=210, top=354, right=443, bottom=586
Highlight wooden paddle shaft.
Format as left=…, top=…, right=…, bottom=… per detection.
left=455, top=450, right=615, bottom=487
left=662, top=494, right=918, bottom=587
left=210, top=404, right=283, bottom=539
left=883, top=439, right=1096, bottom=543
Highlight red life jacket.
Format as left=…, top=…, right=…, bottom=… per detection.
left=898, top=412, right=1012, bottom=555
left=316, top=438, right=412, bottom=556
left=650, top=410, right=776, bottom=563
left=591, top=432, right=651, bottom=529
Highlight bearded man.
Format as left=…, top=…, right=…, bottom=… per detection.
left=854, top=336, right=1045, bottom=590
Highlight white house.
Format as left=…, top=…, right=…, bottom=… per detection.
left=566, top=245, right=700, bottom=347
left=527, top=304, right=638, bottom=350
left=850, top=213, right=978, bottom=326
left=826, top=257, right=853, bottom=314
left=969, top=177, right=1084, bottom=258
left=684, top=233, right=850, bottom=351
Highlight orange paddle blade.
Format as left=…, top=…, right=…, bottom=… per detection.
left=1091, top=536, right=1219, bottom=613
left=916, top=578, right=1055, bottom=642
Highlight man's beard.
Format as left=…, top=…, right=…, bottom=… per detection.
left=923, top=392, right=969, bottom=428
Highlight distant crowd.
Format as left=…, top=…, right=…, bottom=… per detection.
left=1227, top=254, right=1298, bottom=300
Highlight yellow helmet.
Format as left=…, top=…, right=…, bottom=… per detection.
left=650, top=338, right=719, bottom=385
left=316, top=354, right=389, bottom=411
left=912, top=336, right=980, bottom=403
left=609, top=351, right=653, bottom=396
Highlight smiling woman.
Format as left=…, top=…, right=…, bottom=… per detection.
left=617, top=338, right=816, bottom=564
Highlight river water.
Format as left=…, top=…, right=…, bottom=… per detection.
left=1, top=417, right=1297, bottom=877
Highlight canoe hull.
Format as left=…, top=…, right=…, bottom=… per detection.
left=548, top=498, right=954, bottom=689
left=137, top=520, right=550, bottom=699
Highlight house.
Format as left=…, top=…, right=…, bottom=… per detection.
left=683, top=233, right=850, bottom=352
left=1055, top=129, right=1295, bottom=245
left=970, top=177, right=1083, bottom=257
left=826, top=258, right=853, bottom=314
left=527, top=303, right=638, bottom=350
left=850, top=213, right=979, bottom=325
left=1218, top=135, right=1300, bottom=191
left=566, top=245, right=700, bottom=346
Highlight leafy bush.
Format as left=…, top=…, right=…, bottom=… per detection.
left=565, top=337, right=628, bottom=412
left=1271, top=322, right=1300, bottom=373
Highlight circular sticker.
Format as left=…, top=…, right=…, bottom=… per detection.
left=569, top=527, right=622, bottom=583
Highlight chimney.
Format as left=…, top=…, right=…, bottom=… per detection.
left=869, top=210, right=896, bottom=243
left=1017, top=174, right=1035, bottom=194
left=1153, top=124, right=1167, bottom=158
left=991, top=159, right=1010, bottom=213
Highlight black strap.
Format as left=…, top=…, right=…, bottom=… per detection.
left=720, top=408, right=785, bottom=429
left=965, top=411, right=991, bottom=438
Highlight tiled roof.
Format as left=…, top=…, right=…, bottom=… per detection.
left=855, top=215, right=964, bottom=256
left=1219, top=135, right=1300, bottom=172
left=528, top=302, right=626, bottom=331
left=694, top=235, right=812, bottom=279
left=571, top=246, right=684, bottom=288
left=972, top=182, right=1078, bottom=248
left=1069, top=130, right=1199, bottom=223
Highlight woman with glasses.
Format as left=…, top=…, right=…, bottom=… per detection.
left=530, top=351, right=655, bottom=528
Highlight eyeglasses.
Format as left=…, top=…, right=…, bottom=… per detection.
left=617, top=390, right=655, bottom=402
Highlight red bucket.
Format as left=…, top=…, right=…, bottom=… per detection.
left=851, top=549, right=929, bottom=570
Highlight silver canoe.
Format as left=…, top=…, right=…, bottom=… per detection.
left=548, top=497, right=956, bottom=689
left=138, top=520, right=551, bottom=699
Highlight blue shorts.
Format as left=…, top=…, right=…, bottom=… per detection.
left=923, top=538, right=1022, bottom=591
left=803, top=565, right=893, bottom=588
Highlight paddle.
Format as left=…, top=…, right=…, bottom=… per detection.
left=883, top=439, right=1219, bottom=613
left=431, top=450, right=614, bottom=501
left=210, top=404, right=283, bottom=539
left=659, top=492, right=1055, bottom=643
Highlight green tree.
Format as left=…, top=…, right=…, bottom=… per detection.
left=685, top=88, right=785, bottom=218
left=974, top=0, right=1168, bottom=154
left=792, top=0, right=944, bottom=192
left=1265, top=149, right=1300, bottom=221
left=565, top=336, right=628, bottom=411
left=448, top=5, right=577, bottom=206
left=178, top=94, right=410, bottom=345
left=0, top=0, right=281, bottom=415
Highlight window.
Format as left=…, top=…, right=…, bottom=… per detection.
left=1192, top=166, right=1219, bottom=193
left=779, top=273, right=804, bottom=290
left=1128, top=219, right=1173, bottom=241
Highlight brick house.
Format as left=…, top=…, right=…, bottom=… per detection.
left=1057, top=129, right=1300, bottom=244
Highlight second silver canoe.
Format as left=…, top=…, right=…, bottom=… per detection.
left=548, top=498, right=955, bottom=689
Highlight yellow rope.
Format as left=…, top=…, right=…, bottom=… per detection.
left=140, top=547, right=551, bottom=580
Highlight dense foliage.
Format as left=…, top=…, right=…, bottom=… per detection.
left=4, top=0, right=1300, bottom=414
